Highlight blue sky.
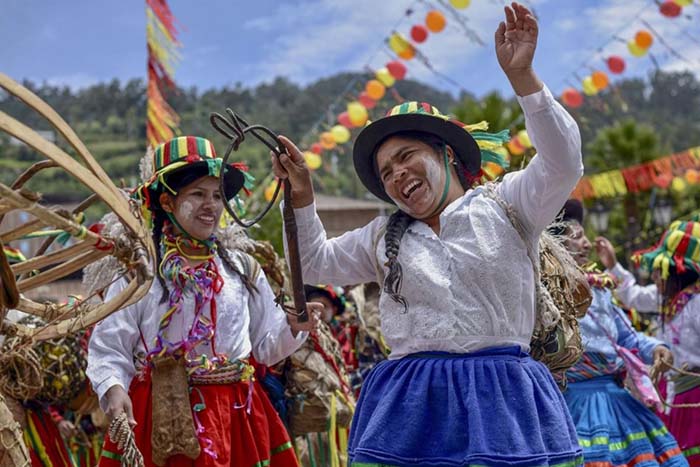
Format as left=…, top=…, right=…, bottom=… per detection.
left=1, top=0, right=698, bottom=99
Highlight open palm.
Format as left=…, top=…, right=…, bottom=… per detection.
left=495, top=2, right=538, bottom=74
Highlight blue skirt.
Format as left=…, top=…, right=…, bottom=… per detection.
left=348, top=346, right=582, bottom=467
left=564, top=376, right=687, bottom=467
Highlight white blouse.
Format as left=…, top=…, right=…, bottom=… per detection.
left=659, top=294, right=700, bottom=370
left=87, top=254, right=306, bottom=408
left=288, top=85, right=583, bottom=359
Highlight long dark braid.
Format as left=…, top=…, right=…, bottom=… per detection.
left=151, top=211, right=170, bottom=304
left=383, top=210, right=415, bottom=312
left=215, top=240, right=258, bottom=295
left=379, top=131, right=475, bottom=313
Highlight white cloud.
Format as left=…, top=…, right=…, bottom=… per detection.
left=555, top=18, right=576, bottom=32
left=241, top=0, right=507, bottom=88
left=44, top=73, right=100, bottom=91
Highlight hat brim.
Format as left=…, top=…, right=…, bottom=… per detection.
left=138, top=161, right=245, bottom=210
left=304, top=284, right=346, bottom=315
left=353, top=113, right=481, bottom=203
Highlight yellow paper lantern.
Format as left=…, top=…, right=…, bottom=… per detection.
left=582, top=76, right=598, bottom=96
left=388, top=33, right=410, bottom=55
left=264, top=180, right=282, bottom=202
left=304, top=151, right=322, bottom=170
left=671, top=176, right=687, bottom=194
left=517, top=130, right=532, bottom=149
left=347, top=102, right=369, bottom=127
left=591, top=71, right=609, bottom=90
left=450, top=0, right=471, bottom=8
left=365, top=80, right=386, bottom=100
left=320, top=132, right=336, bottom=150
left=330, top=125, right=351, bottom=144
left=627, top=41, right=647, bottom=57
left=673, top=0, right=692, bottom=6
left=375, top=68, right=396, bottom=87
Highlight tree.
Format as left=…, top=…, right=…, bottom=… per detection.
left=452, top=91, right=523, bottom=133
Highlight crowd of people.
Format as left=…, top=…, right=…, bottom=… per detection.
left=1, top=2, right=698, bottom=467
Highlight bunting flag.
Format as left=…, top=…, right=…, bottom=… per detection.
left=145, top=0, right=181, bottom=148
left=571, top=146, right=700, bottom=200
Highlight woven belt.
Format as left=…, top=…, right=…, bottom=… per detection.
left=189, top=361, right=254, bottom=386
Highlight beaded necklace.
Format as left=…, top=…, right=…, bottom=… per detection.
left=147, top=221, right=227, bottom=375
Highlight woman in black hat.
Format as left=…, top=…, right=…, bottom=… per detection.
left=273, top=3, right=584, bottom=466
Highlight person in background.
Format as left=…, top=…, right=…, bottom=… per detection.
left=555, top=199, right=686, bottom=467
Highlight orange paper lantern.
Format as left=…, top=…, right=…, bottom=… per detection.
left=591, top=71, right=609, bottom=90
left=320, top=132, right=336, bottom=150
left=365, top=80, right=386, bottom=100
left=634, top=30, right=653, bottom=49
left=425, top=10, right=446, bottom=33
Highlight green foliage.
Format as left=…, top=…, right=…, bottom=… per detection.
left=452, top=91, right=524, bottom=133
left=586, top=119, right=660, bottom=173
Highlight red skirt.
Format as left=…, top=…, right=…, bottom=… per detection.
left=659, top=379, right=700, bottom=467
left=24, top=408, right=74, bottom=467
left=99, top=374, right=298, bottom=467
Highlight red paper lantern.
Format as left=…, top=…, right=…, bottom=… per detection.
left=659, top=0, right=682, bottom=18
left=338, top=111, right=353, bottom=128
left=607, top=55, right=625, bottom=74
left=386, top=60, right=407, bottom=80
left=561, top=88, right=583, bottom=108
left=358, top=92, right=377, bottom=110
left=311, top=143, right=323, bottom=155
left=410, top=24, right=428, bottom=43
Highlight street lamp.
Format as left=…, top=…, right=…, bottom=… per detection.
left=588, top=202, right=611, bottom=233
left=652, top=197, right=673, bottom=227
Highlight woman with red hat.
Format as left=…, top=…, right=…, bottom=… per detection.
left=273, top=3, right=586, bottom=466
left=87, top=136, right=321, bottom=466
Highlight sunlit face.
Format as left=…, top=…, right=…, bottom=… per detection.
left=562, top=221, right=592, bottom=266
left=161, top=176, right=223, bottom=241
left=376, top=136, right=451, bottom=219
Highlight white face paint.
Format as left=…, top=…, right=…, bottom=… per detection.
left=176, top=200, right=194, bottom=220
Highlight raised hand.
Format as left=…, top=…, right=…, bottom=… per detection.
left=495, top=2, right=542, bottom=96
left=495, top=2, right=538, bottom=73
left=271, top=135, right=315, bottom=208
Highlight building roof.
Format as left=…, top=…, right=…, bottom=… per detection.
left=314, top=194, right=391, bottom=212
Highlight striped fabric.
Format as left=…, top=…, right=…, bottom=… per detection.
left=152, top=136, right=216, bottom=171
left=567, top=352, right=622, bottom=383
left=2, top=245, right=26, bottom=264
left=633, top=220, right=700, bottom=280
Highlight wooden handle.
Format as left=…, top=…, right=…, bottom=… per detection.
left=282, top=182, right=308, bottom=322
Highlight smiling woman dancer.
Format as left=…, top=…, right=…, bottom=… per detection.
left=87, top=136, right=320, bottom=467
left=271, top=3, right=586, bottom=466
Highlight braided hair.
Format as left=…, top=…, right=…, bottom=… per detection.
left=380, top=131, right=475, bottom=311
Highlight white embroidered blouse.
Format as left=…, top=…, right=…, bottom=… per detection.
left=87, top=255, right=306, bottom=408
left=288, top=85, right=583, bottom=359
